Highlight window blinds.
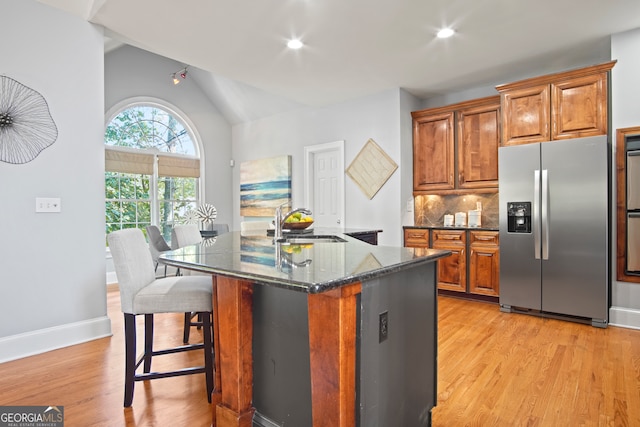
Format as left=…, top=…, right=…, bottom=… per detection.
left=157, top=155, right=200, bottom=178
left=105, top=148, right=200, bottom=178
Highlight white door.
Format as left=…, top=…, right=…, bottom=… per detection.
left=305, top=141, right=345, bottom=228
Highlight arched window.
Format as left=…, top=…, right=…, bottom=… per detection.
left=104, top=102, right=202, bottom=243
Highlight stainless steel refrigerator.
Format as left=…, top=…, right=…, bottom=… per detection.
left=498, top=135, right=610, bottom=327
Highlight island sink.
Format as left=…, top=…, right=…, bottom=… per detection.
left=278, top=235, right=347, bottom=244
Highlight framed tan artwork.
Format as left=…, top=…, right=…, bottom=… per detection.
left=346, top=139, right=398, bottom=199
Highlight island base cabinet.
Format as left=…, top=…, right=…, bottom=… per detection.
left=252, top=286, right=313, bottom=426
left=251, top=264, right=438, bottom=427
left=358, top=265, right=437, bottom=426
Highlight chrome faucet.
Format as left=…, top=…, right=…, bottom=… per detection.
left=274, top=203, right=312, bottom=241
left=275, top=244, right=312, bottom=271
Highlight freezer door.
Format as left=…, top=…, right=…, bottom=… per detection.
left=540, top=136, right=609, bottom=321
left=499, top=143, right=542, bottom=310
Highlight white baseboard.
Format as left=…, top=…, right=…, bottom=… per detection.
left=0, top=316, right=113, bottom=363
left=609, top=306, right=640, bottom=330
left=106, top=271, right=118, bottom=285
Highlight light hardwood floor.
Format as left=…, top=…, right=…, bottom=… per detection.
left=1, top=290, right=639, bottom=426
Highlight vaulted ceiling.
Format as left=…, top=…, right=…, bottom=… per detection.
left=39, top=0, right=640, bottom=123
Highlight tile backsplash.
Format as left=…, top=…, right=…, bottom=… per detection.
left=414, top=193, right=499, bottom=228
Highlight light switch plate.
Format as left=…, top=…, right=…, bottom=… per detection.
left=406, top=199, right=414, bottom=212
left=36, top=197, right=61, bottom=213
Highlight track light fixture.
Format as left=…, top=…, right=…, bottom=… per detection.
left=171, top=66, right=188, bottom=85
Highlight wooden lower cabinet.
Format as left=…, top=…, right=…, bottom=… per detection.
left=404, top=227, right=500, bottom=299
left=431, top=229, right=466, bottom=292
left=403, top=228, right=430, bottom=248
left=468, top=231, right=500, bottom=296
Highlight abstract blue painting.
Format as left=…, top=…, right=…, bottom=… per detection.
left=240, top=155, right=291, bottom=217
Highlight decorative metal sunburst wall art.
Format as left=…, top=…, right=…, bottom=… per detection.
left=0, top=75, right=58, bottom=164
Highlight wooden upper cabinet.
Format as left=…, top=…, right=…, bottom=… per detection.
left=500, top=84, right=550, bottom=146
left=412, top=111, right=455, bottom=191
left=412, top=96, right=500, bottom=195
left=497, top=61, right=615, bottom=146
left=552, top=73, right=608, bottom=140
left=456, top=99, right=500, bottom=189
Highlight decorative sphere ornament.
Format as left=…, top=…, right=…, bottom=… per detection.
left=196, top=203, right=218, bottom=224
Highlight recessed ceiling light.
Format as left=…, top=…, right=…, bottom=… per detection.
left=436, top=28, right=455, bottom=39
left=287, top=39, right=304, bottom=49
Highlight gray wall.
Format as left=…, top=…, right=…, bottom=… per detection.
left=231, top=89, right=415, bottom=246
left=105, top=45, right=234, bottom=226
left=611, top=27, right=640, bottom=328
left=0, top=0, right=109, bottom=361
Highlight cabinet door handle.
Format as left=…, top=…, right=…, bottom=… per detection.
left=440, top=235, right=460, bottom=240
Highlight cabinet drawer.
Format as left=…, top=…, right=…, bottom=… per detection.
left=432, top=229, right=465, bottom=245
left=404, top=228, right=429, bottom=247
left=469, top=231, right=499, bottom=246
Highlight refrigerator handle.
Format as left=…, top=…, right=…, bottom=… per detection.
left=534, top=170, right=541, bottom=259
left=541, top=169, right=549, bottom=260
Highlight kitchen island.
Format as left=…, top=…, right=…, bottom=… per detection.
left=160, top=229, right=450, bottom=427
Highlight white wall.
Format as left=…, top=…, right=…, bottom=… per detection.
left=610, top=28, right=640, bottom=329
left=0, top=0, right=110, bottom=361
left=231, top=89, right=409, bottom=246
left=105, top=45, right=234, bottom=226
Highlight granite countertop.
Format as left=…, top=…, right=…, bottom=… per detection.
left=404, top=225, right=499, bottom=232
left=160, top=229, right=449, bottom=294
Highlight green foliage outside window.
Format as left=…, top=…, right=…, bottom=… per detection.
left=105, top=104, right=199, bottom=245
left=105, top=172, right=152, bottom=238
left=157, top=176, right=198, bottom=240
left=104, top=106, right=195, bottom=155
